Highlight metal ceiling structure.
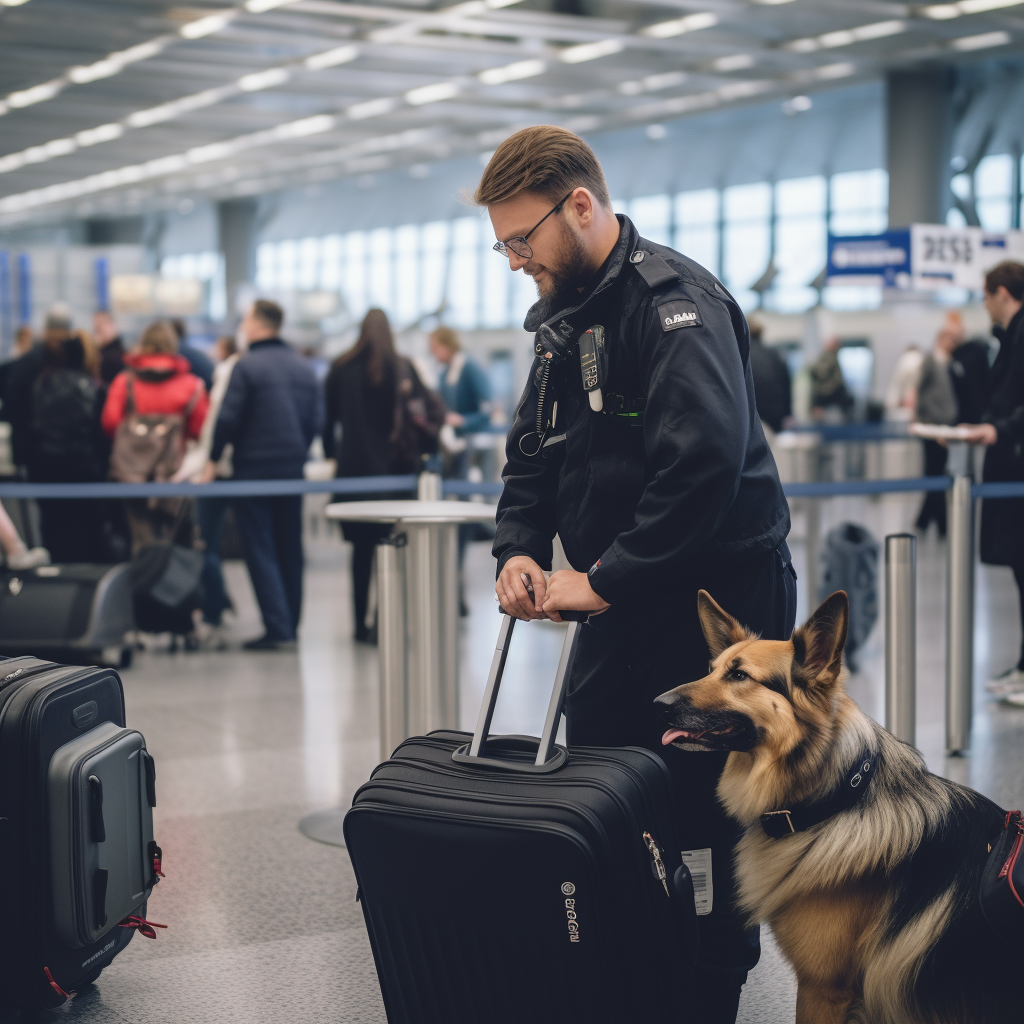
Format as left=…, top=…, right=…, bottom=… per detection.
left=1, top=0, right=1023, bottom=228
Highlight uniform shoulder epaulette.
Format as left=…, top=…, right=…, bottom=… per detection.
left=628, top=248, right=679, bottom=291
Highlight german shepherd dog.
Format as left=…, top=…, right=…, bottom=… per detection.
left=654, top=590, right=1018, bottom=1024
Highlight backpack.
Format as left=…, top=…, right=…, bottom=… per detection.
left=818, top=523, right=879, bottom=672
left=110, top=373, right=201, bottom=484
left=390, top=360, right=447, bottom=470
left=30, top=368, right=98, bottom=464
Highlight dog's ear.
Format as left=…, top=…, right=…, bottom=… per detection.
left=697, top=590, right=749, bottom=660
left=791, top=591, right=848, bottom=688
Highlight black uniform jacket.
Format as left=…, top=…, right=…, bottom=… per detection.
left=493, top=216, right=790, bottom=605
left=980, top=306, right=1024, bottom=566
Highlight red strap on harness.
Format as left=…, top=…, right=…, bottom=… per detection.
left=119, top=915, right=168, bottom=940
left=153, top=847, right=165, bottom=879
left=43, top=966, right=71, bottom=1003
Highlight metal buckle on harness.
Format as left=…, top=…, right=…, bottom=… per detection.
left=762, top=809, right=795, bottom=834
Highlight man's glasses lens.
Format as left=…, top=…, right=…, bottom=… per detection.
left=493, top=238, right=532, bottom=259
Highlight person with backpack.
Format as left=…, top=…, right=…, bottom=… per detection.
left=324, top=308, right=444, bottom=642
left=28, top=324, right=109, bottom=562
left=102, top=320, right=208, bottom=552
left=208, top=300, right=322, bottom=652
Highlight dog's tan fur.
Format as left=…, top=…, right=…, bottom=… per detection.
left=655, top=591, right=1009, bottom=1024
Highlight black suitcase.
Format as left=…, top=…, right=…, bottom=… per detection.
left=344, top=614, right=700, bottom=1024
left=0, top=656, right=163, bottom=1010
left=0, top=564, right=135, bottom=667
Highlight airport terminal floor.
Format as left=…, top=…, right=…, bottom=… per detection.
left=11, top=491, right=1020, bottom=1024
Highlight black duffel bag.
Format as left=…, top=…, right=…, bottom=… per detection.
left=980, top=809, right=1024, bottom=940
left=131, top=542, right=204, bottom=636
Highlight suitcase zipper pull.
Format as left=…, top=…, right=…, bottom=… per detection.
left=643, top=831, right=670, bottom=897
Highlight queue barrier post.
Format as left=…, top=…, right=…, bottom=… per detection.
left=884, top=533, right=916, bottom=745
left=945, top=442, right=975, bottom=756
left=376, top=534, right=408, bottom=762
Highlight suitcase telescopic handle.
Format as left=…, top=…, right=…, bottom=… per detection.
left=452, top=611, right=585, bottom=773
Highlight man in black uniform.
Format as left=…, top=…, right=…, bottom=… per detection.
left=481, top=127, right=796, bottom=1023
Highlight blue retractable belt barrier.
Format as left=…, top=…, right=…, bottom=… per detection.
left=782, top=476, right=952, bottom=498
left=972, top=481, right=1024, bottom=499
left=0, top=475, right=419, bottom=500
left=1, top=475, right=1023, bottom=501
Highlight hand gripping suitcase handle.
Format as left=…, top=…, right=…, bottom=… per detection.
left=453, top=612, right=584, bottom=773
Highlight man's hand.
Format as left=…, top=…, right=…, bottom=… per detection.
left=542, top=569, right=610, bottom=623
left=496, top=556, right=548, bottom=620
left=445, top=411, right=465, bottom=428
left=198, top=460, right=217, bottom=483
left=957, top=422, right=998, bottom=446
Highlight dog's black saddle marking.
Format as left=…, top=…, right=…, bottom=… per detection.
left=760, top=747, right=878, bottom=839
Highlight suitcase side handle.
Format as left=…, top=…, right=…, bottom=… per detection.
left=452, top=613, right=583, bottom=773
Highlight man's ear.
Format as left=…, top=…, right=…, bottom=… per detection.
left=697, top=590, right=749, bottom=660
left=791, top=591, right=849, bottom=688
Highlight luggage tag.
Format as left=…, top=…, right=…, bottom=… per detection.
left=578, top=325, right=606, bottom=413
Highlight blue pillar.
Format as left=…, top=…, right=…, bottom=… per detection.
left=0, top=251, right=11, bottom=358
left=95, top=256, right=110, bottom=312
left=16, top=253, right=31, bottom=326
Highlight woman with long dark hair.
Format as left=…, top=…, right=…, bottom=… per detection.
left=324, top=309, right=414, bottom=642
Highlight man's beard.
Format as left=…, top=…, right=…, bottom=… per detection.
left=526, top=223, right=593, bottom=318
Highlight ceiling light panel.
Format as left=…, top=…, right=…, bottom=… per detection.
left=787, top=20, right=906, bottom=53
left=304, top=45, right=359, bottom=71
left=951, top=29, right=1012, bottom=48
left=478, top=59, right=546, bottom=85
left=405, top=81, right=460, bottom=105
left=641, top=13, right=718, bottom=39
left=238, top=68, right=292, bottom=92
left=560, top=39, right=624, bottom=64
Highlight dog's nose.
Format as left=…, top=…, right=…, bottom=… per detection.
left=653, top=689, right=688, bottom=715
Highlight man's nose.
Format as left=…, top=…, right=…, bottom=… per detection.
left=508, top=252, right=529, bottom=272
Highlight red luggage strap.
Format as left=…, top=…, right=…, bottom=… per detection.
left=43, top=966, right=72, bottom=1003
left=119, top=914, right=168, bottom=940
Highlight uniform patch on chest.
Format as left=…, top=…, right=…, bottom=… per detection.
left=658, top=299, right=702, bottom=331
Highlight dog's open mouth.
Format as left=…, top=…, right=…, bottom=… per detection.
left=658, top=712, right=758, bottom=752
left=662, top=725, right=739, bottom=745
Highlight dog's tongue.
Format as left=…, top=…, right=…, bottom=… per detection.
left=662, top=729, right=687, bottom=746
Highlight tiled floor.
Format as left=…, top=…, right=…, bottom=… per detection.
left=20, top=493, right=1024, bottom=1023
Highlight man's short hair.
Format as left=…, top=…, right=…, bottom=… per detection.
left=252, top=298, right=284, bottom=332
left=431, top=325, right=461, bottom=353
left=984, top=261, right=1024, bottom=300
left=474, top=126, right=610, bottom=208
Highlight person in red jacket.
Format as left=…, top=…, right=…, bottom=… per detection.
left=101, top=320, right=208, bottom=550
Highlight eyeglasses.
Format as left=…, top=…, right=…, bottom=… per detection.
left=492, top=190, right=574, bottom=260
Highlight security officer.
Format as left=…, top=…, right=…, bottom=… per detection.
left=480, top=127, right=796, bottom=1023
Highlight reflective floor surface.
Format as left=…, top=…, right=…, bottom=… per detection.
left=18, top=492, right=1024, bottom=1024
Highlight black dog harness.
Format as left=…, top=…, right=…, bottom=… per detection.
left=759, top=747, right=879, bottom=838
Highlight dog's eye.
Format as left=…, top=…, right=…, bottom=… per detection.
left=727, top=669, right=748, bottom=682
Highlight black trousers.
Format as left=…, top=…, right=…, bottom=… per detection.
left=565, top=547, right=797, bottom=1023
left=917, top=439, right=948, bottom=535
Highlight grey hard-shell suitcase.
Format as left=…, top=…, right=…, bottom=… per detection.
left=0, top=563, right=135, bottom=667
left=49, top=721, right=157, bottom=948
left=344, top=614, right=701, bottom=1024
left=0, top=656, right=163, bottom=1010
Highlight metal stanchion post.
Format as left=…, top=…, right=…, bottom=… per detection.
left=805, top=498, right=821, bottom=612
left=417, top=471, right=442, bottom=501
left=376, top=533, right=408, bottom=762
left=404, top=520, right=460, bottom=736
left=946, top=441, right=975, bottom=755
left=884, top=533, right=916, bottom=745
